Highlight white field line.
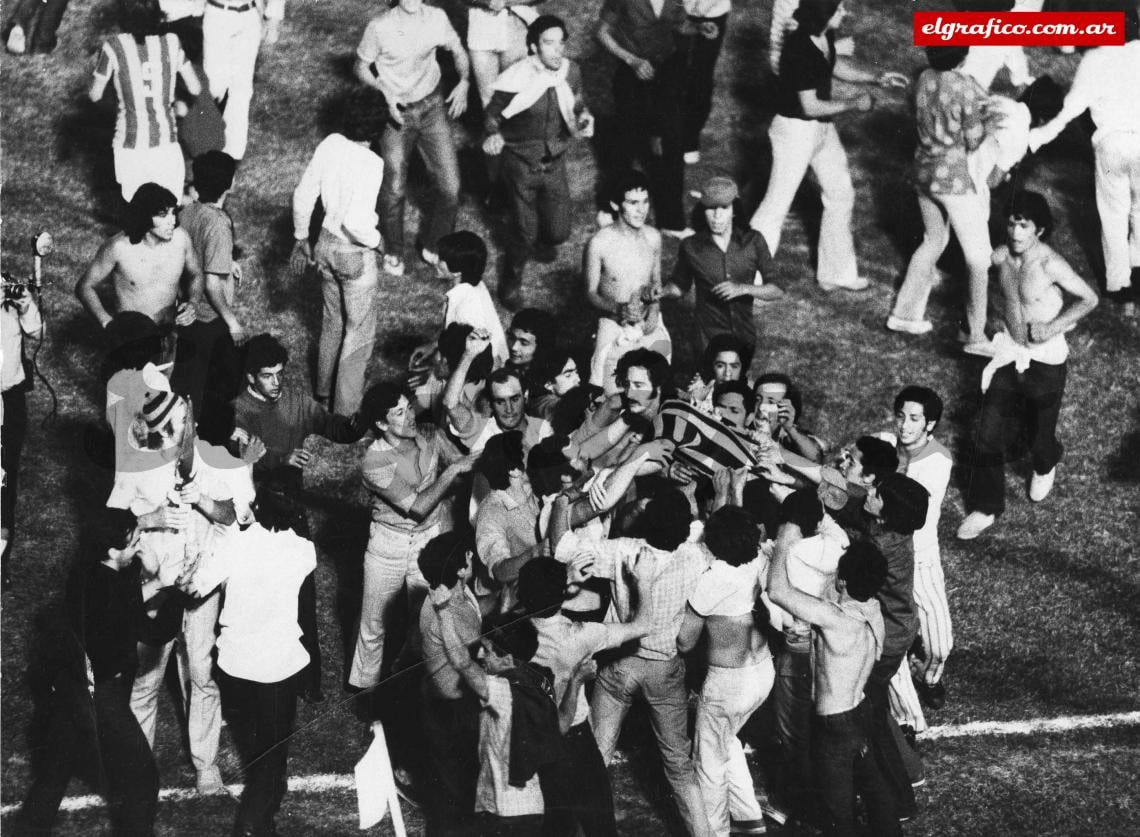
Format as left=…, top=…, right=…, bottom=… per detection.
left=3, top=710, right=1138, bottom=817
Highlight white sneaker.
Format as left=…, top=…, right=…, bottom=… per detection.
left=420, top=248, right=439, bottom=267
left=6, top=24, right=26, bottom=55
left=683, top=150, right=701, bottom=165
left=963, top=339, right=997, bottom=357
left=1029, top=467, right=1056, bottom=502
left=956, top=511, right=995, bottom=541
left=382, top=254, right=405, bottom=277
left=886, top=315, right=933, bottom=335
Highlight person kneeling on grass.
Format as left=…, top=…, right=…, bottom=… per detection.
left=955, top=191, right=1098, bottom=541
left=184, top=488, right=317, bottom=837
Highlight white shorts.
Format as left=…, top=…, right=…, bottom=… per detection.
left=114, top=143, right=186, bottom=202
left=467, top=7, right=535, bottom=53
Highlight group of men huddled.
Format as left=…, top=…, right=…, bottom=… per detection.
left=5, top=0, right=1134, bottom=835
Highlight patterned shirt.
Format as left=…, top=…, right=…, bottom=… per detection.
left=555, top=531, right=711, bottom=660
left=362, top=425, right=463, bottom=533
left=93, top=33, right=188, bottom=150
left=913, top=68, right=989, bottom=197
left=476, top=487, right=542, bottom=612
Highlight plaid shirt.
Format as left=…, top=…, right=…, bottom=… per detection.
left=554, top=530, right=710, bottom=660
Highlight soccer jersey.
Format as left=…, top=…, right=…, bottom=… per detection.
left=94, top=33, right=188, bottom=150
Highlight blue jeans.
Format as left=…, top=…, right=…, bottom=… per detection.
left=590, top=655, right=711, bottom=837
left=314, top=229, right=379, bottom=414
left=772, top=642, right=814, bottom=807
left=377, top=89, right=460, bottom=256
left=814, top=701, right=901, bottom=837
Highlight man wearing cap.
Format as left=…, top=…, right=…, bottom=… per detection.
left=664, top=176, right=783, bottom=360
left=483, top=15, right=595, bottom=310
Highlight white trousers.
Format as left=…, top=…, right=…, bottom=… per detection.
left=130, top=588, right=222, bottom=776
left=347, top=521, right=439, bottom=689
left=1094, top=130, right=1140, bottom=293
left=114, top=143, right=186, bottom=202
left=910, top=557, right=954, bottom=686
left=202, top=5, right=262, bottom=159
left=750, top=115, right=859, bottom=287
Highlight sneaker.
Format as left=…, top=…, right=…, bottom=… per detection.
left=196, top=766, right=228, bottom=797
left=886, top=315, right=934, bottom=335
left=915, top=679, right=947, bottom=710
left=392, top=766, right=421, bottom=809
left=1028, top=467, right=1056, bottom=502
left=819, top=277, right=871, bottom=292
left=661, top=227, right=695, bottom=240
left=6, top=25, right=26, bottom=55
left=420, top=248, right=439, bottom=267
left=683, top=150, right=701, bottom=165
left=382, top=254, right=405, bottom=277
left=962, top=339, right=996, bottom=357
left=956, top=511, right=995, bottom=541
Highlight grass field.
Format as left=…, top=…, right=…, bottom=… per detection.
left=2, top=0, right=1139, bottom=834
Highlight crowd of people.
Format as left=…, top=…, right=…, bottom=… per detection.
left=3, top=0, right=1137, bottom=835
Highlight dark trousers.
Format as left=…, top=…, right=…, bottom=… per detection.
left=611, top=59, right=686, bottom=231
left=4, top=0, right=70, bottom=52
left=171, top=318, right=240, bottom=422
left=160, top=15, right=203, bottom=65
left=2, top=386, right=28, bottom=566
left=298, top=571, right=322, bottom=695
left=21, top=675, right=158, bottom=837
left=680, top=14, right=729, bottom=153
left=420, top=689, right=481, bottom=836
left=773, top=643, right=815, bottom=809
left=538, top=722, right=618, bottom=837
left=864, top=653, right=916, bottom=818
left=501, top=151, right=571, bottom=282
left=964, top=361, right=1067, bottom=516
left=813, top=701, right=901, bottom=837
left=219, top=670, right=298, bottom=835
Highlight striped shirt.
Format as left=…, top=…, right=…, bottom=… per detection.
left=94, top=33, right=187, bottom=150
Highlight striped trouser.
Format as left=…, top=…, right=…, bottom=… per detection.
left=888, top=665, right=926, bottom=733
left=910, top=558, right=954, bottom=685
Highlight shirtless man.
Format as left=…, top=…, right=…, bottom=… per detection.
left=677, top=505, right=782, bottom=836
left=584, top=171, right=672, bottom=391
left=956, top=191, right=1098, bottom=541
left=76, top=183, right=201, bottom=332
left=768, top=537, right=902, bottom=837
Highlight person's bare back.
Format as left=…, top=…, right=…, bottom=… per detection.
left=704, top=613, right=768, bottom=668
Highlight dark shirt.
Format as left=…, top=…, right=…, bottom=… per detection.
left=81, top=563, right=181, bottom=683
left=232, top=386, right=365, bottom=495
left=866, top=524, right=918, bottom=659
left=671, top=227, right=774, bottom=350
left=776, top=29, right=836, bottom=121
left=484, top=61, right=582, bottom=167
left=600, top=0, right=687, bottom=67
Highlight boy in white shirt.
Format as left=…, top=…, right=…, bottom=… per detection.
left=436, top=231, right=509, bottom=366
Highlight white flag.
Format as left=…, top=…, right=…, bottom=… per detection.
left=354, top=722, right=406, bottom=834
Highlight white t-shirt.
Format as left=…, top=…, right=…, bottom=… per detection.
left=445, top=282, right=508, bottom=365
left=210, top=522, right=317, bottom=683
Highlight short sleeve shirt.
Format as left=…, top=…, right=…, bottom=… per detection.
left=687, top=557, right=764, bottom=617
left=913, top=68, right=989, bottom=196
left=362, top=425, right=460, bottom=532
left=531, top=614, right=618, bottom=727
left=356, top=5, right=461, bottom=104
left=775, top=30, right=835, bottom=121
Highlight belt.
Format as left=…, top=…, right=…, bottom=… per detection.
left=208, top=0, right=256, bottom=12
